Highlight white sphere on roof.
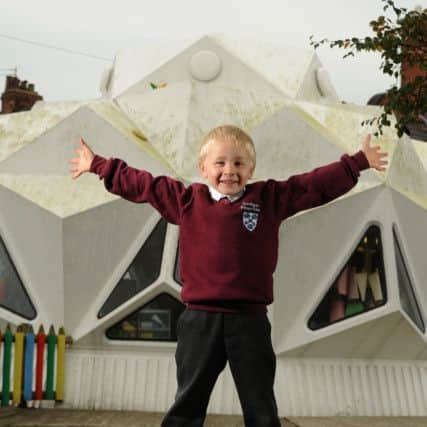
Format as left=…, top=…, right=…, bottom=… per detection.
left=189, top=50, right=222, bottom=81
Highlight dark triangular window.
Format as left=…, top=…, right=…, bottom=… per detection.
left=308, top=225, right=387, bottom=330
left=0, top=235, right=36, bottom=319
left=98, top=219, right=167, bottom=318
left=106, top=293, right=185, bottom=341
left=393, top=225, right=425, bottom=333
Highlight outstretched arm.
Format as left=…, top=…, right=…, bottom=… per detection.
left=69, top=137, right=189, bottom=225
left=68, top=138, right=95, bottom=179
left=275, top=134, right=388, bottom=220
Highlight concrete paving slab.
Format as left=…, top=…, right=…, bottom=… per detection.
left=0, top=408, right=296, bottom=427
left=1, top=409, right=427, bottom=427
left=289, top=417, right=427, bottom=427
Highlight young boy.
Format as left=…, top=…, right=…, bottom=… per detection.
left=69, top=125, right=387, bottom=427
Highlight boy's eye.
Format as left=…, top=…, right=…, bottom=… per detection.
left=235, top=162, right=242, bottom=166
left=215, top=161, right=225, bottom=165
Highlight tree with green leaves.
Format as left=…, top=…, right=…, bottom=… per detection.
left=310, top=0, right=426, bottom=137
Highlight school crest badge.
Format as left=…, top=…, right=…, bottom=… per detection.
left=241, top=201, right=261, bottom=232
left=243, top=211, right=258, bottom=231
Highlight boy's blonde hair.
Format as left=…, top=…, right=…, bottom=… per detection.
left=199, top=125, right=256, bottom=167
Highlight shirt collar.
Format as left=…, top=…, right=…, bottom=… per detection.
left=208, top=186, right=245, bottom=203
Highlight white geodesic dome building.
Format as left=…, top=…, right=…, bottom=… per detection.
left=1, top=34, right=427, bottom=416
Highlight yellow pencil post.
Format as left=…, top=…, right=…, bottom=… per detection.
left=55, top=326, right=66, bottom=401
left=13, top=325, right=24, bottom=406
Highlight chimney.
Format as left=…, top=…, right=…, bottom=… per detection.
left=1, top=75, right=43, bottom=114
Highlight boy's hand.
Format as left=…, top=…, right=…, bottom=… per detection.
left=361, top=134, right=388, bottom=172
left=69, top=138, right=95, bottom=179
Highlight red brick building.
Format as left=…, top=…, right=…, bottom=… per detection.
left=1, top=75, right=43, bottom=114
left=367, top=8, right=426, bottom=140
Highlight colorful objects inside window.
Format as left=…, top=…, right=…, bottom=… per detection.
left=106, top=293, right=185, bottom=341
left=98, top=219, right=167, bottom=318
left=393, top=225, right=425, bottom=333
left=309, top=225, right=386, bottom=330
left=0, top=236, right=36, bottom=319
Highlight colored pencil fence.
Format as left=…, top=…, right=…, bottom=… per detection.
left=0, top=324, right=71, bottom=408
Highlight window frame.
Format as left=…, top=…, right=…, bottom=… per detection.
left=97, top=218, right=168, bottom=319
left=0, top=234, right=37, bottom=320
left=104, top=291, right=186, bottom=343
left=307, top=222, right=388, bottom=331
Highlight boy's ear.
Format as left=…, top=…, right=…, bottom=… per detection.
left=198, top=160, right=207, bottom=178
left=249, top=164, right=255, bottom=179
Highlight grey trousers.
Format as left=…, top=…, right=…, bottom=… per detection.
left=161, top=309, right=281, bottom=427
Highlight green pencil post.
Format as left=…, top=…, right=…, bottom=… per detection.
left=45, top=325, right=56, bottom=400
left=2, top=325, right=13, bottom=407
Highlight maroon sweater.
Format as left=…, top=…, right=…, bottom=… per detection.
left=90, top=151, right=369, bottom=313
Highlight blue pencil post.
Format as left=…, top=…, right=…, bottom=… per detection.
left=23, top=326, right=35, bottom=407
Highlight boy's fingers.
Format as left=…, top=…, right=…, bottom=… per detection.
left=376, top=160, right=388, bottom=170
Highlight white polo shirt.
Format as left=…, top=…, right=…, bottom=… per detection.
left=208, top=186, right=245, bottom=203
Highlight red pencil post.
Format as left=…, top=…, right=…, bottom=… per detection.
left=34, top=325, right=45, bottom=408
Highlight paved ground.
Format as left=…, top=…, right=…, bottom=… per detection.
left=290, top=417, right=427, bottom=427
left=1, top=408, right=427, bottom=427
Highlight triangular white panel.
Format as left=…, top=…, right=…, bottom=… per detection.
left=0, top=174, right=117, bottom=218
left=212, top=34, right=318, bottom=98
left=250, top=105, right=382, bottom=193
left=0, top=106, right=173, bottom=217
left=393, top=225, right=425, bottom=332
left=412, top=138, right=427, bottom=171
left=109, top=37, right=199, bottom=98
left=185, top=83, right=285, bottom=180
left=98, top=218, right=168, bottom=318
left=391, top=189, right=427, bottom=322
left=0, top=184, right=63, bottom=327
left=273, top=186, right=388, bottom=355
left=115, top=36, right=206, bottom=102
left=0, top=101, right=83, bottom=163
left=294, top=100, right=396, bottom=160
left=63, top=199, right=160, bottom=337
left=295, top=53, right=325, bottom=102
left=284, top=311, right=426, bottom=359
left=250, top=106, right=344, bottom=180
left=117, top=81, right=192, bottom=176
left=0, top=106, right=169, bottom=177
left=0, top=233, right=36, bottom=320
left=387, top=136, right=427, bottom=210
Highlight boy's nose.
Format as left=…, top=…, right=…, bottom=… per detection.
left=224, top=163, right=235, bottom=174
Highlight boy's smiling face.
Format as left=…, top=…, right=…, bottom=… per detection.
left=198, top=138, right=255, bottom=196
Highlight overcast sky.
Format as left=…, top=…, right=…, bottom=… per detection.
left=0, top=0, right=424, bottom=105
